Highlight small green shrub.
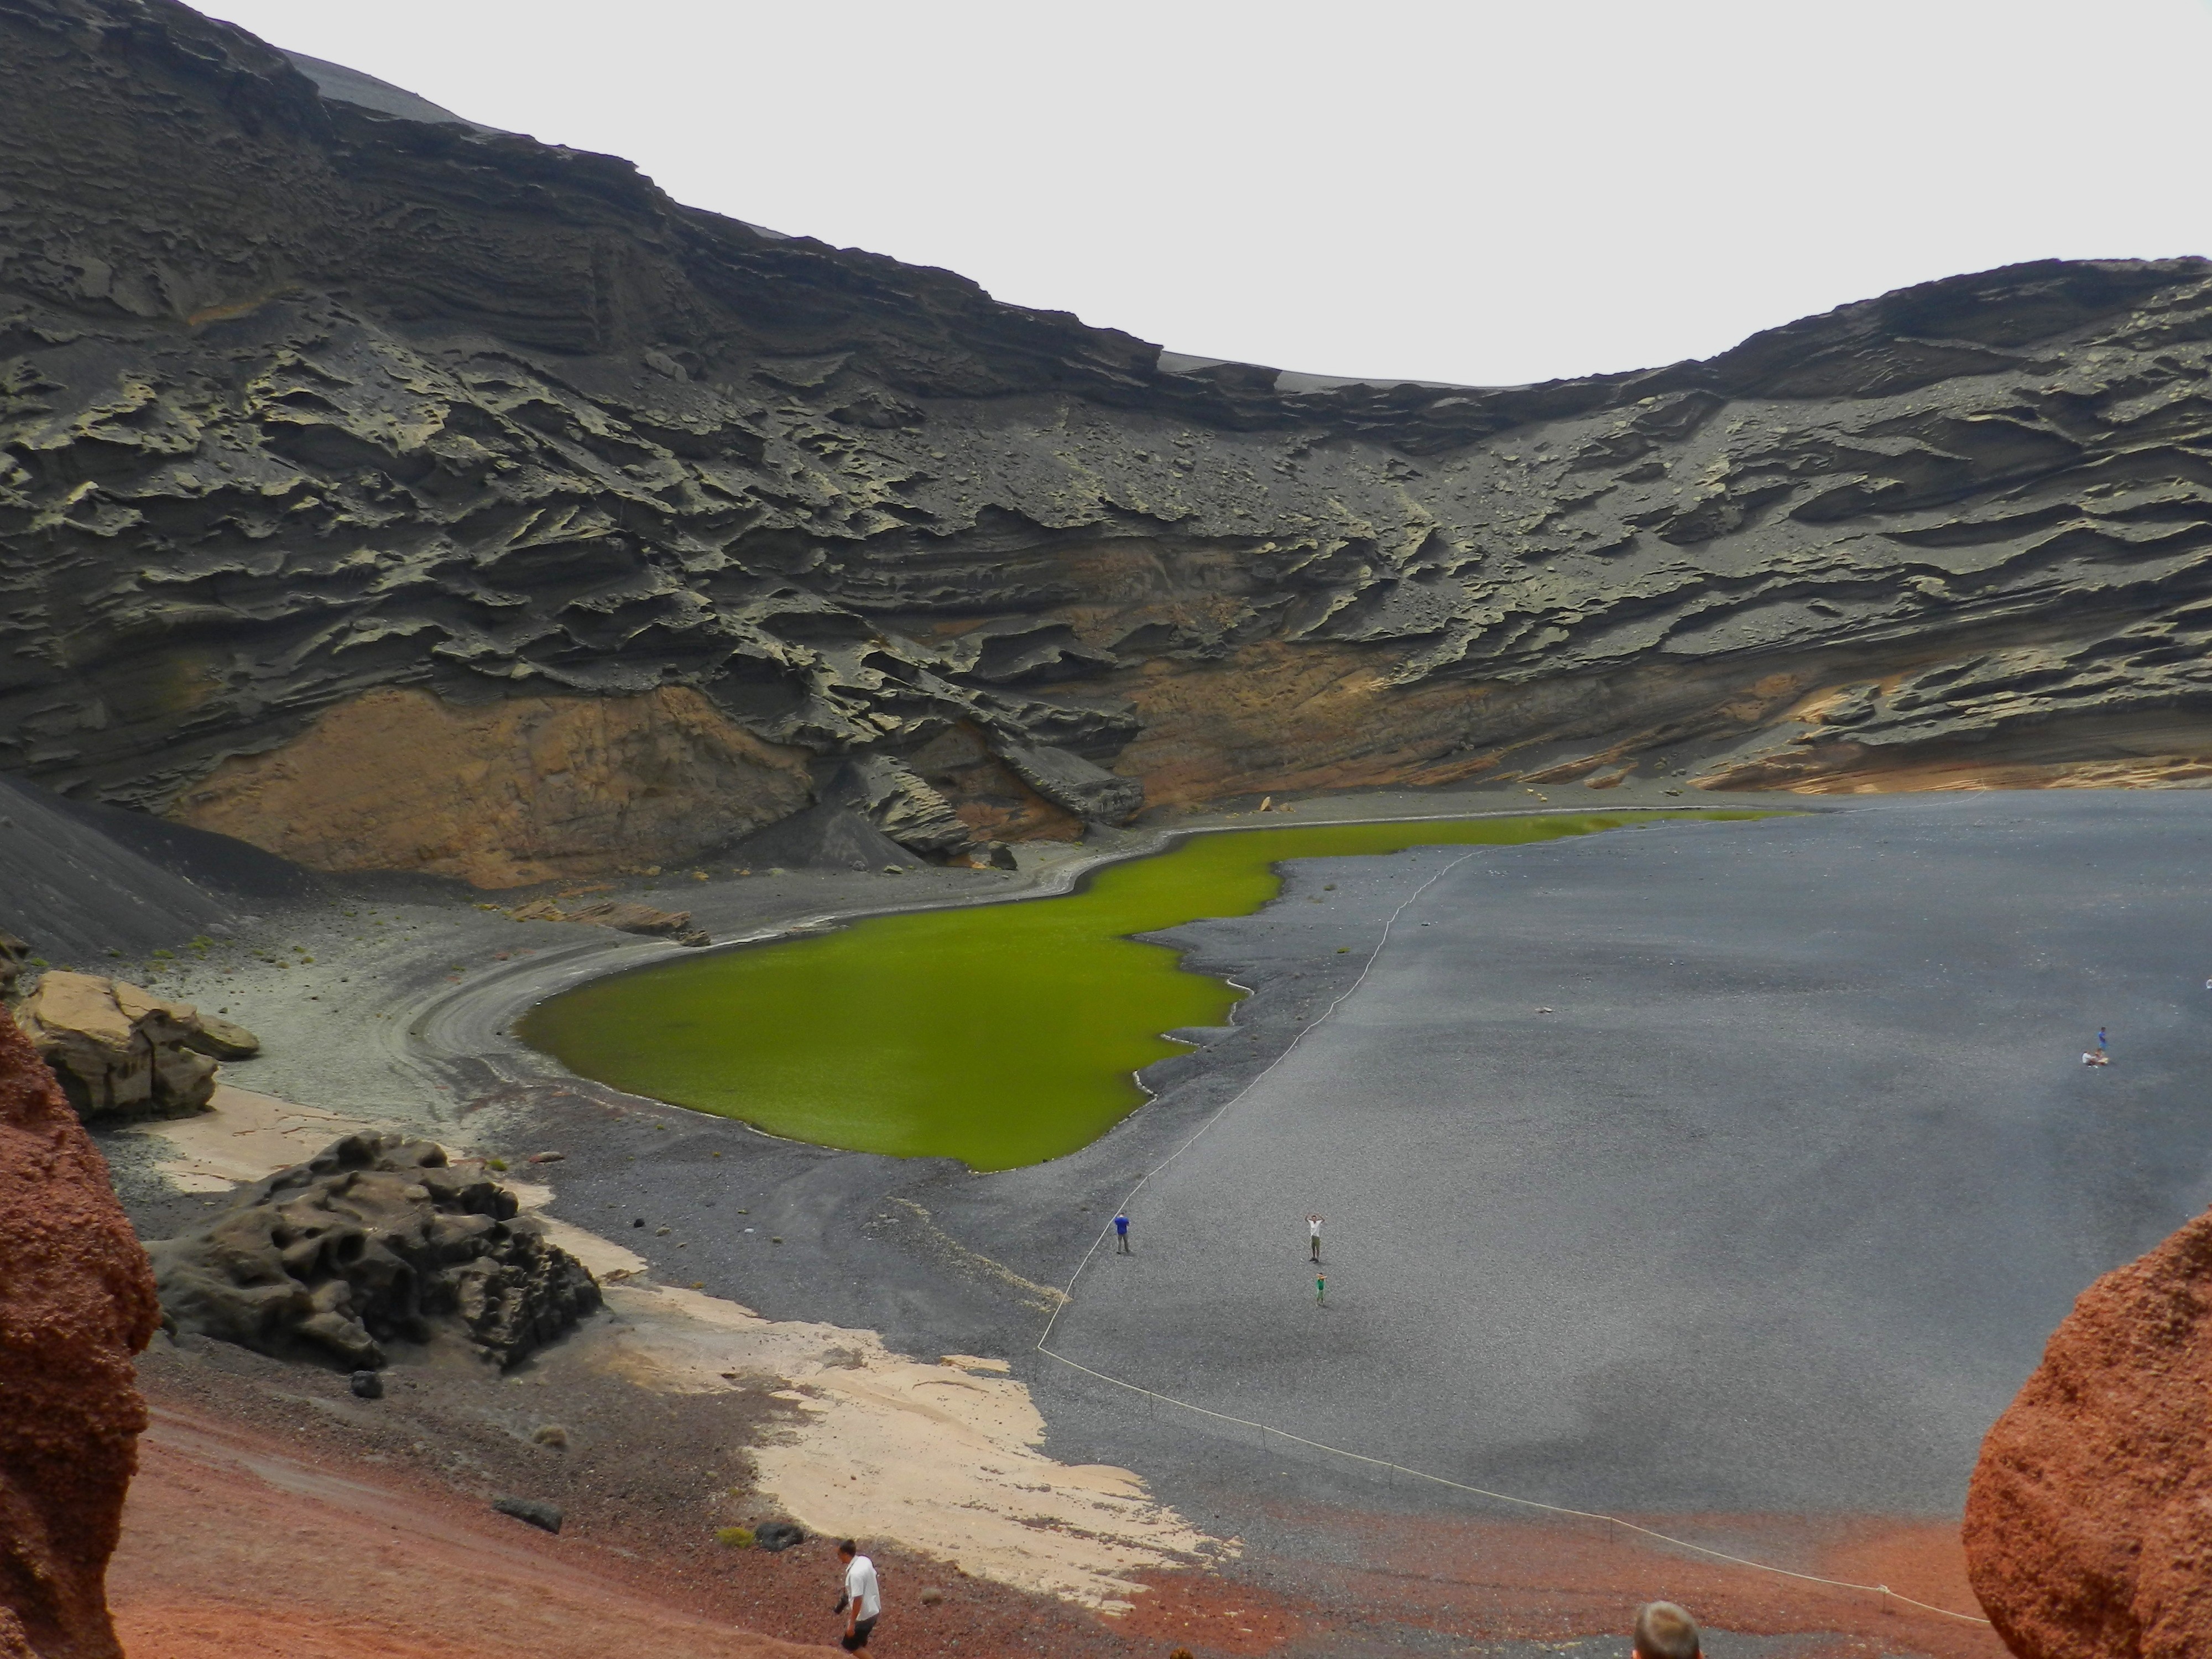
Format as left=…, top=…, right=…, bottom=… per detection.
left=486, top=1157, right=508, bottom=1172
left=715, top=1526, right=755, bottom=1549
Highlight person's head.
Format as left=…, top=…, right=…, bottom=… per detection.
left=838, top=1540, right=857, bottom=1562
left=1632, top=1600, right=1700, bottom=1659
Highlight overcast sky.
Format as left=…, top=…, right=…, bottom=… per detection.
left=205, top=0, right=2212, bottom=388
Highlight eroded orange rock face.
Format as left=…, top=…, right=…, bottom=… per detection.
left=0, top=1005, right=161, bottom=1658
left=169, top=686, right=813, bottom=889
left=1964, top=1210, right=2212, bottom=1659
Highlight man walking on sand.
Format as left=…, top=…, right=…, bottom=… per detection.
left=1308, top=1213, right=1324, bottom=1262
left=834, top=1540, right=880, bottom=1651
left=1114, top=1210, right=1131, bottom=1253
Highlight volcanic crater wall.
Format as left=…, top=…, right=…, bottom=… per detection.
left=8, top=0, right=2212, bottom=885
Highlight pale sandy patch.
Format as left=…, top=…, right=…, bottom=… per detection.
left=128, top=1085, right=392, bottom=1191
left=577, top=1279, right=1223, bottom=1609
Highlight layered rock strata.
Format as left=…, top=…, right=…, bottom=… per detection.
left=1965, top=1209, right=2212, bottom=1658
left=8, top=0, right=2212, bottom=886
left=0, top=994, right=161, bottom=1659
left=147, top=1133, right=602, bottom=1370
left=10, top=972, right=233, bottom=1121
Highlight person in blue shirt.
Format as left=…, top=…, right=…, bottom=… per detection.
left=1114, top=1211, right=1131, bottom=1253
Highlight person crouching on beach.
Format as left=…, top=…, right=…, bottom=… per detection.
left=834, top=1540, right=880, bottom=1651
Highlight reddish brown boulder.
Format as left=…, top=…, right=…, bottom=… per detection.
left=0, top=1008, right=161, bottom=1658
left=1965, top=1210, right=2212, bottom=1658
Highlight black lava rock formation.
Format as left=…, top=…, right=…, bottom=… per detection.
left=146, top=1132, right=602, bottom=1369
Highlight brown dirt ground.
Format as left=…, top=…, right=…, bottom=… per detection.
left=112, top=1333, right=2004, bottom=1659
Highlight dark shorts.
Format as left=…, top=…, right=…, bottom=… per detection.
left=842, top=1615, right=878, bottom=1651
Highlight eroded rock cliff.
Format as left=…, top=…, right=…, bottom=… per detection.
left=7, top=0, right=2212, bottom=883
left=0, top=992, right=160, bottom=1659
left=1964, top=1209, right=2212, bottom=1659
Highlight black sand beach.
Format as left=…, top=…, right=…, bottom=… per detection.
left=1031, top=792, right=2212, bottom=1528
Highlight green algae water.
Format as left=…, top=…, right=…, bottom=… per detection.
left=521, top=812, right=1754, bottom=1169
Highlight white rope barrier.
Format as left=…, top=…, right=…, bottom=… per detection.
left=1035, top=845, right=1992, bottom=1629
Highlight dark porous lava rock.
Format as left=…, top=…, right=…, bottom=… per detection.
left=147, top=1134, right=601, bottom=1371
left=0, top=995, right=161, bottom=1658
left=1964, top=1210, right=2212, bottom=1658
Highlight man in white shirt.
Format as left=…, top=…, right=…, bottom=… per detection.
left=835, top=1540, right=881, bottom=1650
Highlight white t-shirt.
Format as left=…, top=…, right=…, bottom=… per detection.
left=845, top=1555, right=881, bottom=1620
left=1309, top=1218, right=1322, bottom=1238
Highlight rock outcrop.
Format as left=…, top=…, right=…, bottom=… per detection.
left=147, top=1133, right=602, bottom=1370
left=9, top=0, right=2212, bottom=886
left=0, top=987, right=161, bottom=1659
left=11, top=973, right=222, bottom=1122
left=727, top=800, right=915, bottom=871
left=1964, top=1209, right=2212, bottom=1659
left=508, top=896, right=710, bottom=947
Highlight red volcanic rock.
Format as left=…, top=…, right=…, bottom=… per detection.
left=1965, top=1210, right=2212, bottom=1659
left=0, top=1011, right=161, bottom=1658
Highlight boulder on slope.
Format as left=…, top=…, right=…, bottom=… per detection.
left=993, top=739, right=1145, bottom=825
left=723, top=800, right=911, bottom=871
left=830, top=757, right=975, bottom=858
left=508, top=899, right=710, bottom=947
left=146, top=1133, right=602, bottom=1371
left=0, top=992, right=161, bottom=1659
left=1964, top=1208, right=2212, bottom=1658
left=11, top=973, right=220, bottom=1123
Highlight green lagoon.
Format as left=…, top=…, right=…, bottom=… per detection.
left=520, top=811, right=1756, bottom=1169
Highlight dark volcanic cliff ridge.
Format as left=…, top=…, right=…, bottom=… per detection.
left=8, top=0, right=2212, bottom=885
